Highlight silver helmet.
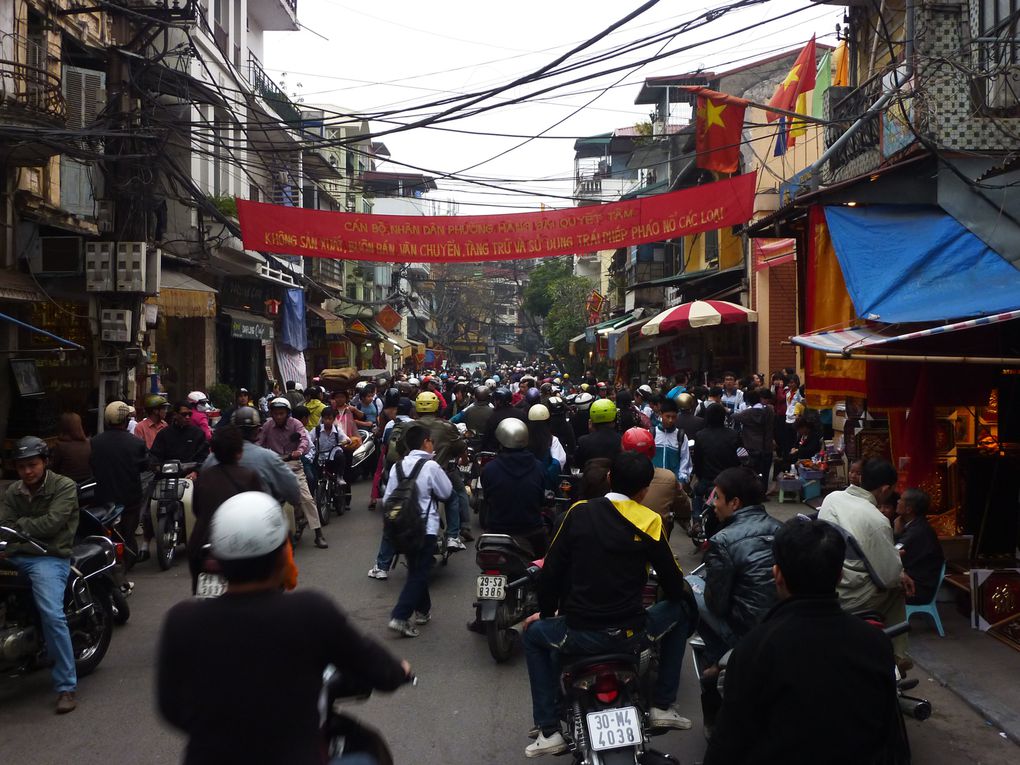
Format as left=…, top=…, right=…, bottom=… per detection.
left=494, top=418, right=529, bottom=449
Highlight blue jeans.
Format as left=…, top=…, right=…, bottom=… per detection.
left=10, top=555, right=77, bottom=693
left=443, top=493, right=462, bottom=540
left=391, top=535, right=435, bottom=621
left=457, top=487, right=471, bottom=532
left=686, top=574, right=739, bottom=667
left=523, top=599, right=696, bottom=731
left=375, top=534, right=395, bottom=571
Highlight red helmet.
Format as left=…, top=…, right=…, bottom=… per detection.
left=621, top=427, right=655, bottom=459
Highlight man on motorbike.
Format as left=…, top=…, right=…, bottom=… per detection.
left=0, top=437, right=80, bottom=713
left=621, top=427, right=690, bottom=537
left=452, top=385, right=493, bottom=435
left=90, top=401, right=150, bottom=558
left=135, top=394, right=170, bottom=448
left=482, top=387, right=527, bottom=452
left=573, top=398, right=621, bottom=469
left=157, top=491, right=412, bottom=764
left=703, top=518, right=901, bottom=764
left=481, top=418, right=549, bottom=556
left=214, top=388, right=252, bottom=432
left=522, top=451, right=698, bottom=757
left=151, top=401, right=211, bottom=471
left=413, top=391, right=468, bottom=551
left=689, top=467, right=782, bottom=673
left=257, top=398, right=327, bottom=549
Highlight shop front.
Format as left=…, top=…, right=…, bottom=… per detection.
left=216, top=278, right=281, bottom=394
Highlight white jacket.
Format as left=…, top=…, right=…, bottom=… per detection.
left=383, top=449, right=453, bottom=537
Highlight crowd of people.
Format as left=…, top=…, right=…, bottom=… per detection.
left=1, top=359, right=945, bottom=764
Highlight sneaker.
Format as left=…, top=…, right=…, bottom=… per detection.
left=525, top=731, right=567, bottom=757
left=649, top=706, right=693, bottom=730
left=367, top=566, right=389, bottom=580
left=55, top=692, right=76, bottom=715
left=412, top=611, right=431, bottom=625
left=387, top=618, right=420, bottom=638
left=446, top=536, right=467, bottom=551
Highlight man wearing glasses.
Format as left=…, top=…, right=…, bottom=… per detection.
left=150, top=403, right=211, bottom=478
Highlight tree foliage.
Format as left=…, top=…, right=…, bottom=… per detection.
left=545, top=275, right=593, bottom=359
left=522, top=259, right=574, bottom=317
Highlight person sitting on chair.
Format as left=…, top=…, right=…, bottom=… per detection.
left=894, top=488, right=944, bottom=606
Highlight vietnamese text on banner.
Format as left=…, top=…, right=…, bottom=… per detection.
left=236, top=173, right=757, bottom=263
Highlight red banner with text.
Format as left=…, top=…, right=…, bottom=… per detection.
left=237, top=173, right=756, bottom=263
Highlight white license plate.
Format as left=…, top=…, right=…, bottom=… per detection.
left=476, top=574, right=507, bottom=600
left=195, top=573, right=226, bottom=599
left=586, top=706, right=642, bottom=751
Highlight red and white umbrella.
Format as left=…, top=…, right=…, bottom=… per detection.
left=640, top=300, right=757, bottom=336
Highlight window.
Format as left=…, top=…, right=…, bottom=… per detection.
left=975, top=0, right=1020, bottom=112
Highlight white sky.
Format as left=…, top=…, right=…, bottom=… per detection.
left=263, top=0, right=844, bottom=214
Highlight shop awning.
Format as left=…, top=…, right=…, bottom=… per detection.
left=497, top=343, right=525, bottom=355
left=0, top=310, right=84, bottom=350
left=362, top=318, right=405, bottom=350
left=152, top=271, right=217, bottom=318
left=0, top=270, right=46, bottom=303
left=627, top=265, right=744, bottom=293
left=752, top=238, right=795, bottom=271
left=824, top=205, right=1020, bottom=323
left=222, top=308, right=274, bottom=341
left=791, top=310, right=1020, bottom=357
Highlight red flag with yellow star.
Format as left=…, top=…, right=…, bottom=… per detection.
left=767, top=37, right=817, bottom=123
left=683, top=86, right=748, bottom=174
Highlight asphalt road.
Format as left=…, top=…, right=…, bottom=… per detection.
left=2, top=480, right=1018, bottom=764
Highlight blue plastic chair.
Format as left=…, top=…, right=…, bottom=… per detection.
left=905, top=561, right=947, bottom=637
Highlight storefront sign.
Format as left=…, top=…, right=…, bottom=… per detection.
left=237, top=173, right=757, bottom=264
left=325, top=318, right=345, bottom=336
left=230, top=314, right=272, bottom=341
left=376, top=304, right=402, bottom=332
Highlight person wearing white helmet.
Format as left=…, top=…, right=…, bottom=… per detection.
left=257, top=398, right=327, bottom=549
left=186, top=391, right=213, bottom=441
left=157, top=491, right=413, bottom=763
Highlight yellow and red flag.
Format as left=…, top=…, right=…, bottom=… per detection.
left=681, top=86, right=749, bottom=174
left=769, top=37, right=818, bottom=155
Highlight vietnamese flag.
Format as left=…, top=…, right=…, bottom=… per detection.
left=682, top=86, right=748, bottom=174
left=766, top=37, right=817, bottom=123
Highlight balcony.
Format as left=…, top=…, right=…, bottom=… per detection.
left=249, top=0, right=300, bottom=32
left=406, top=261, right=431, bottom=280
left=823, top=69, right=887, bottom=181
left=0, top=34, right=66, bottom=164
left=248, top=54, right=302, bottom=125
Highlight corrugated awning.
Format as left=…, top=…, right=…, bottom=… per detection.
left=791, top=310, right=1020, bottom=356
left=497, top=343, right=525, bottom=355
left=150, top=271, right=217, bottom=318
left=0, top=270, right=46, bottom=303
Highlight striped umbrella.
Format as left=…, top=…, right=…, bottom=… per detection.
left=641, top=300, right=757, bottom=336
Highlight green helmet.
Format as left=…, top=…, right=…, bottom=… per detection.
left=145, top=394, right=168, bottom=410
left=589, top=398, right=618, bottom=424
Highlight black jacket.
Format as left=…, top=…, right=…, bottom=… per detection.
left=481, top=407, right=527, bottom=451
left=677, top=412, right=705, bottom=442
left=692, top=426, right=740, bottom=485
left=732, top=406, right=774, bottom=457
left=89, top=429, right=149, bottom=505
left=539, top=496, right=694, bottom=631
left=480, top=449, right=545, bottom=533
left=574, top=427, right=621, bottom=469
left=550, top=416, right=576, bottom=465
left=704, top=505, right=783, bottom=637
left=895, top=517, right=944, bottom=604
left=151, top=424, right=210, bottom=467
left=704, top=595, right=900, bottom=765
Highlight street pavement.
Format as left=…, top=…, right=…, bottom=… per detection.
left=2, top=480, right=1018, bottom=764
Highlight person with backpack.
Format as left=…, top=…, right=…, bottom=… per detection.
left=653, top=397, right=692, bottom=490
left=383, top=425, right=453, bottom=638
left=366, top=399, right=416, bottom=580
left=306, top=408, right=352, bottom=511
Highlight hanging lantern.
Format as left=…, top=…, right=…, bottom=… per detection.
left=264, top=298, right=281, bottom=317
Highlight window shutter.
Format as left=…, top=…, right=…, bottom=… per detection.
left=60, top=66, right=106, bottom=217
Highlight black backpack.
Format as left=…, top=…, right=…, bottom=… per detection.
left=382, top=458, right=431, bottom=554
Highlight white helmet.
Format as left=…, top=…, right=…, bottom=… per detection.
left=408, top=377, right=420, bottom=386
left=574, top=392, right=595, bottom=406
left=187, top=390, right=211, bottom=412
left=210, top=492, right=289, bottom=560
left=528, top=403, right=550, bottom=422
left=485, top=378, right=496, bottom=389
left=268, top=396, right=291, bottom=411
left=638, top=384, right=653, bottom=397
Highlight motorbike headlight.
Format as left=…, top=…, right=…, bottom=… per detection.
left=161, top=463, right=177, bottom=474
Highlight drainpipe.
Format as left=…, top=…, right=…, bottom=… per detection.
left=808, top=0, right=915, bottom=191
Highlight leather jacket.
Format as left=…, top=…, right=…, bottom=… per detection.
left=704, top=504, right=784, bottom=637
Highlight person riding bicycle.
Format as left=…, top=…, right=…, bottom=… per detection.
left=157, top=491, right=412, bottom=764
left=307, top=407, right=352, bottom=511
left=0, top=436, right=80, bottom=714
left=522, top=451, right=698, bottom=757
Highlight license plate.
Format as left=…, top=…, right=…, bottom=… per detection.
left=195, top=573, right=226, bottom=598
left=586, top=706, right=642, bottom=751
left=476, top=574, right=507, bottom=600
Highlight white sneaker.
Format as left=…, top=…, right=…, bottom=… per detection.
left=525, top=731, right=567, bottom=758
left=446, top=536, right=467, bottom=551
left=387, top=618, right=420, bottom=638
left=412, top=611, right=432, bottom=625
left=649, top=706, right=693, bottom=730
left=367, top=566, right=389, bottom=580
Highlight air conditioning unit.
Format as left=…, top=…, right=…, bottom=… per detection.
left=116, top=242, right=147, bottom=292
left=100, top=308, right=132, bottom=343
left=32, top=237, right=83, bottom=276
left=85, top=241, right=115, bottom=291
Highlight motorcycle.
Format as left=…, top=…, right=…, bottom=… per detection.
left=0, top=524, right=117, bottom=679
left=467, top=450, right=497, bottom=514
left=194, top=544, right=227, bottom=599
left=151, top=460, right=197, bottom=571
left=321, top=666, right=417, bottom=765
left=349, top=428, right=376, bottom=473
left=75, top=506, right=132, bottom=625
left=473, top=535, right=540, bottom=662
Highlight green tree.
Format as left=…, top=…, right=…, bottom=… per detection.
left=522, top=259, right=574, bottom=317
left=544, top=275, right=592, bottom=363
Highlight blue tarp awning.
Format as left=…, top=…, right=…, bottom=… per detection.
left=824, top=205, right=1020, bottom=323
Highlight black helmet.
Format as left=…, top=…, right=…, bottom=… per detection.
left=547, top=396, right=566, bottom=415
left=232, top=406, right=261, bottom=429
left=13, top=436, right=48, bottom=461
left=524, top=387, right=542, bottom=405
left=540, top=382, right=553, bottom=395
left=383, top=387, right=401, bottom=408
left=492, top=387, right=512, bottom=405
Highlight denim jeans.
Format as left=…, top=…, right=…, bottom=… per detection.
left=443, top=493, right=462, bottom=540
left=523, top=599, right=696, bottom=731
left=10, top=555, right=77, bottom=693
left=391, top=535, right=435, bottom=621
left=457, top=488, right=471, bottom=532
left=686, top=574, right=739, bottom=667
left=375, top=533, right=395, bottom=571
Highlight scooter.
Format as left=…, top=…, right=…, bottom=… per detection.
left=0, top=524, right=118, bottom=680
left=321, top=666, right=417, bottom=764
left=151, top=460, right=197, bottom=571
left=349, top=428, right=376, bottom=472
left=472, top=537, right=540, bottom=662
